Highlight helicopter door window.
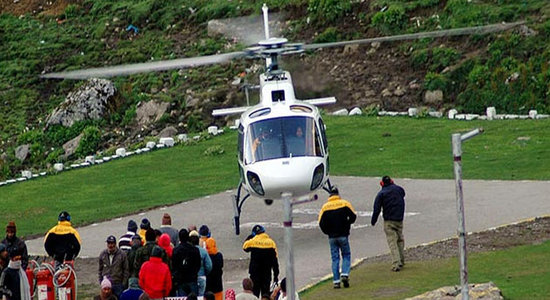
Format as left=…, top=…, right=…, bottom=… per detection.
left=318, top=118, right=328, bottom=153
left=272, top=90, right=285, bottom=102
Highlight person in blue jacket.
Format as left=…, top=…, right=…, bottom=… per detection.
left=371, top=175, right=406, bottom=272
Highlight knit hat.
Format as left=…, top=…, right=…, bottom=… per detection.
left=251, top=224, right=265, bottom=235
left=189, top=230, right=199, bottom=237
left=329, top=186, right=339, bottom=196
left=101, top=276, right=112, bottom=289
left=140, top=218, right=151, bottom=230
left=151, top=246, right=163, bottom=258
left=58, top=211, right=71, bottom=222
left=127, top=220, right=138, bottom=233
left=199, top=225, right=210, bottom=237
left=6, top=221, right=16, bottom=233
left=178, top=229, right=189, bottom=243
left=145, top=228, right=156, bottom=242
left=131, top=234, right=142, bottom=241
left=161, top=213, right=171, bottom=225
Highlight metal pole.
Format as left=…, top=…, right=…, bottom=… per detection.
left=282, top=192, right=295, bottom=300
left=452, top=128, right=483, bottom=300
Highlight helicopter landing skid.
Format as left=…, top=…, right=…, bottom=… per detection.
left=232, top=182, right=250, bottom=235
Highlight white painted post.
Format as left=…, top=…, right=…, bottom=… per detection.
left=486, top=107, right=496, bottom=120
left=448, top=109, right=458, bottom=119
left=452, top=128, right=484, bottom=300
left=116, top=148, right=126, bottom=157
left=282, top=192, right=296, bottom=300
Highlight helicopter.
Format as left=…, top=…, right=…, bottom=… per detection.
left=40, top=5, right=524, bottom=236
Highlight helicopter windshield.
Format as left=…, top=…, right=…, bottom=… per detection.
left=245, top=116, right=322, bottom=164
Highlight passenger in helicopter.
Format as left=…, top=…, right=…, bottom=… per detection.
left=287, top=126, right=305, bottom=157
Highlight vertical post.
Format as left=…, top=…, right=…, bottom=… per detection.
left=452, top=128, right=483, bottom=300
left=282, top=192, right=295, bottom=300
left=261, top=3, right=272, bottom=68
left=452, top=133, right=469, bottom=300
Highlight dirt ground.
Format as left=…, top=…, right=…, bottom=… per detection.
left=69, top=216, right=550, bottom=297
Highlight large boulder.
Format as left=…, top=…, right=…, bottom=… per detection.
left=136, top=101, right=170, bottom=126
left=15, top=144, right=30, bottom=162
left=62, top=133, right=83, bottom=158
left=406, top=282, right=503, bottom=300
left=46, top=78, right=116, bottom=128
left=158, top=126, right=178, bottom=138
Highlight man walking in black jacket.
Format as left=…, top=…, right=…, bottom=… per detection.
left=371, top=175, right=406, bottom=271
left=318, top=187, right=356, bottom=289
left=172, top=229, right=201, bottom=297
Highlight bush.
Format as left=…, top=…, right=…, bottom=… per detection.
left=424, top=72, right=449, bottom=91
left=308, top=0, right=352, bottom=24
left=371, top=5, right=407, bottom=34
left=431, top=47, right=460, bottom=71
left=75, top=126, right=101, bottom=157
left=467, top=65, right=490, bottom=88
left=313, top=27, right=341, bottom=43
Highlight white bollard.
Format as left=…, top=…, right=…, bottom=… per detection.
left=116, top=148, right=126, bottom=157
left=408, top=108, right=418, bottom=117
left=529, top=110, right=537, bottom=119
left=332, top=109, right=349, bottom=116
left=486, top=107, right=496, bottom=120
left=177, top=134, right=189, bottom=142
left=21, top=170, right=32, bottom=179
left=85, top=155, right=95, bottom=164
left=428, top=111, right=443, bottom=118
left=208, top=126, right=219, bottom=135
left=53, top=163, right=64, bottom=172
left=448, top=109, right=458, bottom=119
left=234, top=119, right=241, bottom=128
left=159, top=137, right=175, bottom=147
left=146, top=141, right=156, bottom=149
left=348, top=107, right=362, bottom=116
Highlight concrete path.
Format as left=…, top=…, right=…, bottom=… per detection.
left=26, top=176, right=550, bottom=292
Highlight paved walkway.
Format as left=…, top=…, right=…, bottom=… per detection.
left=26, top=176, right=550, bottom=292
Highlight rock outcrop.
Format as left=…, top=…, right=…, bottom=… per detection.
left=46, top=78, right=116, bottom=128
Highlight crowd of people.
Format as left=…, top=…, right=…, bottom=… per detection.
left=0, top=175, right=406, bottom=299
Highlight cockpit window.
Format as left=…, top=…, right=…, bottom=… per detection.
left=244, top=116, right=323, bottom=164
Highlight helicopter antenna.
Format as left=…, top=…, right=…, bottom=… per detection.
left=262, top=4, right=272, bottom=68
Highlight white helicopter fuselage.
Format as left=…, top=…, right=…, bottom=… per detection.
left=237, top=71, right=330, bottom=201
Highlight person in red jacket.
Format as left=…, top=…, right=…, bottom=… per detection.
left=138, top=246, right=171, bottom=300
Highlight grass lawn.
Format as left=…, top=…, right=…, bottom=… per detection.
left=300, top=240, right=550, bottom=299
left=1, top=116, right=549, bottom=238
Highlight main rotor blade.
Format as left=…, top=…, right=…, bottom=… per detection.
left=304, top=21, right=525, bottom=50
left=40, top=51, right=248, bottom=79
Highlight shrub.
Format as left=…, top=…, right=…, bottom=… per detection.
left=431, top=47, right=460, bottom=71
left=204, top=145, right=225, bottom=156
left=424, top=72, right=449, bottom=91
left=313, top=27, right=341, bottom=43
left=467, top=65, right=490, bottom=88
left=75, top=126, right=101, bottom=157
left=371, top=5, right=407, bottom=34
left=308, top=0, right=352, bottom=24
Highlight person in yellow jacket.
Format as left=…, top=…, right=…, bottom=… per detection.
left=242, top=225, right=279, bottom=297
left=44, top=211, right=81, bottom=268
left=318, top=187, right=356, bottom=289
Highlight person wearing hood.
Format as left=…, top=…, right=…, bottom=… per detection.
left=119, top=277, right=143, bottom=300
left=139, top=246, right=172, bottom=299
left=44, top=211, right=81, bottom=268
left=158, top=234, right=173, bottom=259
left=119, top=220, right=138, bottom=252
left=0, top=248, right=31, bottom=300
left=205, top=238, right=224, bottom=300
left=1, top=222, right=28, bottom=271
